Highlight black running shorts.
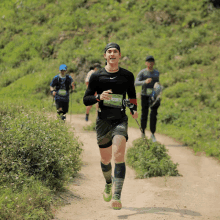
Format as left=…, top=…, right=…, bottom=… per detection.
left=96, top=115, right=128, bottom=148
left=55, top=100, right=69, bottom=114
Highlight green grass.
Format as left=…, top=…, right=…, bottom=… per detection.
left=83, top=121, right=96, bottom=131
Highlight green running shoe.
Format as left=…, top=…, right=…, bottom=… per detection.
left=103, top=183, right=112, bottom=202
left=111, top=194, right=122, bottom=210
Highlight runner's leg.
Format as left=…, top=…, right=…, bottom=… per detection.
left=141, top=95, right=149, bottom=135
left=150, top=100, right=160, bottom=134
left=86, top=105, right=92, bottom=114
left=100, top=146, right=113, bottom=202
left=112, top=135, right=126, bottom=210
left=99, top=146, right=112, bottom=183
left=96, top=118, right=113, bottom=202
left=85, top=105, right=92, bottom=121
left=56, top=101, right=63, bottom=119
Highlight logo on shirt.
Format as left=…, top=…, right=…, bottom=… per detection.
left=110, top=77, right=117, bottom=80
left=117, top=124, right=125, bottom=130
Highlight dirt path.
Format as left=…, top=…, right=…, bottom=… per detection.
left=55, top=114, right=220, bottom=220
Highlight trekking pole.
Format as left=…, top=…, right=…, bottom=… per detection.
left=123, top=99, right=150, bottom=149
left=51, top=96, right=54, bottom=111
left=70, top=91, right=72, bottom=125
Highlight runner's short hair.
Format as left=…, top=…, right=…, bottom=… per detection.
left=93, top=63, right=101, bottom=69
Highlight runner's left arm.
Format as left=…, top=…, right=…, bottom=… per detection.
left=69, top=76, right=75, bottom=91
left=83, top=74, right=99, bottom=106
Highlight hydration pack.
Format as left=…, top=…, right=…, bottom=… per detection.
left=56, top=75, right=72, bottom=92
left=149, top=82, right=163, bottom=107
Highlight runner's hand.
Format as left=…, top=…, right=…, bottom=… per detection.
left=132, top=111, right=138, bottom=119
left=52, top=91, right=56, bottom=96
left=100, top=90, right=112, bottom=100
left=145, top=78, right=152, bottom=84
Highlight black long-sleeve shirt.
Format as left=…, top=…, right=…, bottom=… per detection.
left=83, top=67, right=137, bottom=113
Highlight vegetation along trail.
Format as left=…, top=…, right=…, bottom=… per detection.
left=54, top=114, right=220, bottom=220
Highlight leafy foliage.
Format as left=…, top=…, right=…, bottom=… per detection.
left=0, top=103, right=83, bottom=219
left=126, top=138, right=180, bottom=178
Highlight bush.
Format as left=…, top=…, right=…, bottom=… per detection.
left=0, top=106, right=82, bottom=191
left=0, top=103, right=83, bottom=219
left=0, top=180, right=53, bottom=220
left=126, top=138, right=180, bottom=178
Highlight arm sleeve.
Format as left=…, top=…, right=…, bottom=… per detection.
left=85, top=73, right=90, bottom=83
left=50, top=77, right=57, bottom=87
left=83, top=74, right=99, bottom=106
left=127, top=73, right=137, bottom=111
left=134, top=71, right=146, bottom=86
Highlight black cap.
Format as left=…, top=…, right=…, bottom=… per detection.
left=146, top=55, right=155, bottom=61
left=104, top=43, right=120, bottom=53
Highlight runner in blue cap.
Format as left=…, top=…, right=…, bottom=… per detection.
left=50, top=64, right=74, bottom=121
left=59, top=64, right=67, bottom=71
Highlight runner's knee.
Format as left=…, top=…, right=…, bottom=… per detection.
left=113, top=136, right=126, bottom=163
left=114, top=152, right=125, bottom=163
left=101, top=155, right=112, bottom=164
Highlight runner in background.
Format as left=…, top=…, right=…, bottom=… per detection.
left=85, top=63, right=101, bottom=121
left=83, top=43, right=138, bottom=210
left=50, top=64, right=74, bottom=121
left=134, top=56, right=160, bottom=142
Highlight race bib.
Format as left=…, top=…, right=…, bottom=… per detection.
left=103, top=94, right=123, bottom=108
left=146, top=88, right=153, bottom=96
left=58, top=89, right=66, bottom=96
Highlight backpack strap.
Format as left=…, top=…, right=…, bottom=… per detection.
left=65, top=75, right=71, bottom=91
left=57, top=75, right=71, bottom=91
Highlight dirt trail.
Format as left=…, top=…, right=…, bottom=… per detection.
left=55, top=114, right=220, bottom=220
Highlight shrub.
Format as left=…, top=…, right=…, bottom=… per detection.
left=0, top=180, right=53, bottom=220
left=126, top=138, right=179, bottom=178
left=0, top=105, right=83, bottom=191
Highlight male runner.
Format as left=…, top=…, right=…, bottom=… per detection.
left=83, top=43, right=138, bottom=210
left=135, top=56, right=160, bottom=142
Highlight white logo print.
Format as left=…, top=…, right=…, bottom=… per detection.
left=117, top=125, right=125, bottom=130
left=110, top=77, right=117, bottom=79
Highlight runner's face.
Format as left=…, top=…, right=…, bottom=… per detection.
left=60, top=70, right=67, bottom=76
left=146, top=61, right=154, bottom=69
left=104, top=48, right=121, bottom=64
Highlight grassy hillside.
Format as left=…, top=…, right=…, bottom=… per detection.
left=0, top=0, right=220, bottom=159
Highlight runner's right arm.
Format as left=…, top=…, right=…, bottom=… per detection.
left=134, top=70, right=145, bottom=86
left=50, top=76, right=58, bottom=96
left=135, top=70, right=152, bottom=86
